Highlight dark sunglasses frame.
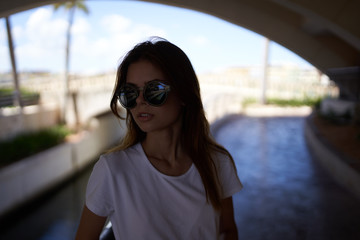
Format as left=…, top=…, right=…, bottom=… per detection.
left=117, top=80, right=171, bottom=109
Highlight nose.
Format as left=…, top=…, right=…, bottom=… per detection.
left=135, top=90, right=147, bottom=106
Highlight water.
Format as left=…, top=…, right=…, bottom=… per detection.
left=1, top=115, right=360, bottom=239
left=0, top=165, right=93, bottom=240
left=214, top=115, right=360, bottom=240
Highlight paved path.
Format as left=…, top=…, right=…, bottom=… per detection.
left=214, top=115, right=360, bottom=240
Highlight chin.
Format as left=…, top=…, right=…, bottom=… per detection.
left=136, top=123, right=153, bottom=133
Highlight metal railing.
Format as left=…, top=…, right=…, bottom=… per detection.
left=0, top=93, right=40, bottom=108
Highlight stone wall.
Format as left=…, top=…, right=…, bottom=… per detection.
left=0, top=103, right=60, bottom=141
left=0, top=111, right=126, bottom=216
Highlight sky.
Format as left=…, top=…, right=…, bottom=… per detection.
left=0, top=0, right=313, bottom=75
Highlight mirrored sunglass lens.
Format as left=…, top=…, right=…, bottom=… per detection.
left=145, top=82, right=168, bottom=106
left=119, top=86, right=138, bottom=108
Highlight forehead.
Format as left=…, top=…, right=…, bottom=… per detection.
left=126, top=59, right=166, bottom=85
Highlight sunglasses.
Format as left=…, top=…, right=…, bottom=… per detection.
left=117, top=80, right=171, bottom=109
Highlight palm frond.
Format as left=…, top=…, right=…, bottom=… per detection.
left=76, top=1, right=89, bottom=14
left=53, top=0, right=89, bottom=14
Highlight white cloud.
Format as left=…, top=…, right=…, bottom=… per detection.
left=27, top=7, right=51, bottom=27
left=0, top=23, right=5, bottom=42
left=0, top=21, right=11, bottom=71
left=0, top=46, right=10, bottom=71
left=25, top=7, right=67, bottom=49
left=1, top=8, right=168, bottom=73
left=69, top=14, right=167, bottom=73
left=132, top=23, right=166, bottom=40
left=13, top=25, right=25, bottom=40
left=189, top=35, right=210, bottom=46
left=101, top=14, right=131, bottom=34
left=9, top=7, right=67, bottom=70
left=72, top=17, right=91, bottom=35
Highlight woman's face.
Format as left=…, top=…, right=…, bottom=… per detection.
left=126, top=59, right=183, bottom=134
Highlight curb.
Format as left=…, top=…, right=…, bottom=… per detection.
left=304, top=113, right=360, bottom=199
left=0, top=111, right=126, bottom=217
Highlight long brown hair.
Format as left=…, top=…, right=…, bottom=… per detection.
left=110, top=37, right=236, bottom=210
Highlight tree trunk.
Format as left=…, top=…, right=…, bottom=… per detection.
left=61, top=6, right=76, bottom=124
left=260, top=38, right=270, bottom=105
left=5, top=16, right=22, bottom=109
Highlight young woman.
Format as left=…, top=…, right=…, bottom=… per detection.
left=75, top=38, right=243, bottom=240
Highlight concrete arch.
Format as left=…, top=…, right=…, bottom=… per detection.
left=1, top=0, right=359, bottom=72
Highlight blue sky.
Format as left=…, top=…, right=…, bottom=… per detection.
left=0, top=0, right=313, bottom=75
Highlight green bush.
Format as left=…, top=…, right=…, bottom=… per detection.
left=267, top=97, right=322, bottom=107
left=0, top=125, right=71, bottom=168
left=0, top=87, right=39, bottom=97
left=242, top=96, right=323, bottom=108
left=242, top=98, right=257, bottom=108
left=0, top=87, right=40, bottom=107
left=0, top=88, right=13, bottom=96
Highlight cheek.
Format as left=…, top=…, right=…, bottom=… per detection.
left=166, top=93, right=182, bottom=107
left=163, top=101, right=183, bottom=120
left=128, top=111, right=138, bottom=125
left=130, top=111, right=140, bottom=124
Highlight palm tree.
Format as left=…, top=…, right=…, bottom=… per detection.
left=5, top=16, right=22, bottom=109
left=53, top=0, right=89, bottom=124
left=260, top=38, right=270, bottom=104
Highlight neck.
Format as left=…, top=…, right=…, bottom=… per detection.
left=142, top=127, right=184, bottom=165
left=142, top=129, right=192, bottom=176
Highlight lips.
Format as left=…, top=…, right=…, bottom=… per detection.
left=137, top=112, right=153, bottom=121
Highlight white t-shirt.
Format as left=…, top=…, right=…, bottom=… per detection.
left=86, top=142, right=242, bottom=240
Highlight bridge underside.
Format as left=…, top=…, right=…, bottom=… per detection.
left=0, top=0, right=359, bottom=74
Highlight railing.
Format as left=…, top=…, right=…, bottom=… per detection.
left=0, top=67, right=338, bottom=126
left=100, top=226, right=115, bottom=240
left=0, top=93, right=40, bottom=108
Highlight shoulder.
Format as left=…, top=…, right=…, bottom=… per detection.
left=212, top=150, right=234, bottom=169
left=212, top=150, right=238, bottom=181
left=102, top=143, right=142, bottom=163
left=95, top=143, right=143, bottom=173
left=212, top=150, right=243, bottom=198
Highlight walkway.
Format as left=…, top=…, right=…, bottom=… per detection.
left=1, top=114, right=360, bottom=239
left=214, top=115, right=360, bottom=240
